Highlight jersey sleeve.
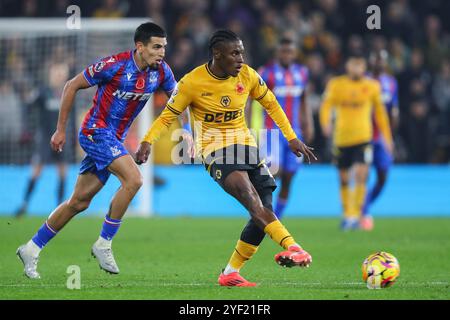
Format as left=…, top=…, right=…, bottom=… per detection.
left=83, top=56, right=121, bottom=86
left=142, top=77, right=192, bottom=144
left=249, top=67, right=297, bottom=141
left=159, top=61, right=177, bottom=93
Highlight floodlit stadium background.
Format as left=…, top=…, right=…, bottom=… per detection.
left=0, top=0, right=449, bottom=217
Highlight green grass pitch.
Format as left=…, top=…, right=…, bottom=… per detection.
left=1, top=216, right=449, bottom=300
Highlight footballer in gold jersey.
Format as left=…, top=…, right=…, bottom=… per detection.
left=320, top=54, right=393, bottom=231
left=136, top=30, right=317, bottom=287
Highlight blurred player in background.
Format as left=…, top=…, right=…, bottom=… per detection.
left=16, top=22, right=192, bottom=279
left=136, top=30, right=316, bottom=287
left=15, top=62, right=72, bottom=218
left=320, top=54, right=393, bottom=231
left=257, top=37, right=314, bottom=219
left=361, top=50, right=399, bottom=230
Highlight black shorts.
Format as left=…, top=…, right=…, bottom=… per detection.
left=332, top=142, right=373, bottom=169
left=203, top=144, right=277, bottom=192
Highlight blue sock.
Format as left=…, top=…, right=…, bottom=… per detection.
left=100, top=215, right=122, bottom=241
left=32, top=221, right=58, bottom=249
left=274, top=197, right=287, bottom=219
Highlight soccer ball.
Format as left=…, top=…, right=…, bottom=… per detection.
left=362, top=252, right=400, bottom=289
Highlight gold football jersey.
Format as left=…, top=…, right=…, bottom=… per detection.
left=143, top=63, right=297, bottom=157
left=320, top=75, right=393, bottom=148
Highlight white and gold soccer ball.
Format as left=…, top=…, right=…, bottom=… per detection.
left=362, top=252, right=400, bottom=289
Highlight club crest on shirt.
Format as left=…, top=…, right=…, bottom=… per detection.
left=94, top=61, right=106, bottom=72
left=136, top=78, right=145, bottom=89
left=220, top=96, right=231, bottom=107
left=149, top=72, right=158, bottom=83
left=236, top=82, right=245, bottom=94
left=215, top=169, right=222, bottom=180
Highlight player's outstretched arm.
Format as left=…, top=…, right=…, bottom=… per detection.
left=51, top=72, right=91, bottom=152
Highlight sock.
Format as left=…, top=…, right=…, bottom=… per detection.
left=57, top=177, right=65, bottom=204
left=25, top=239, right=42, bottom=257
left=263, top=220, right=297, bottom=249
left=340, top=184, right=357, bottom=218
left=100, top=215, right=122, bottom=241
left=354, top=183, right=367, bottom=217
left=224, top=240, right=259, bottom=275
left=31, top=221, right=58, bottom=249
left=274, top=197, right=287, bottom=219
left=95, top=235, right=112, bottom=249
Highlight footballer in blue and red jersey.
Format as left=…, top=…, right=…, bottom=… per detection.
left=79, top=49, right=176, bottom=184
left=259, top=60, right=308, bottom=174
left=257, top=38, right=313, bottom=219
left=362, top=50, right=399, bottom=227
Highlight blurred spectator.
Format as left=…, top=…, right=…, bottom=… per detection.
left=2, top=0, right=450, bottom=164
left=0, top=82, right=22, bottom=143
left=92, top=0, right=127, bottom=18
left=404, top=98, right=433, bottom=163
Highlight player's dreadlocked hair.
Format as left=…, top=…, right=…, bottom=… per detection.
left=208, top=29, right=240, bottom=57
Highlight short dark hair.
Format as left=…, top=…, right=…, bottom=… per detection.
left=279, top=37, right=295, bottom=46
left=134, top=22, right=166, bottom=45
left=347, top=52, right=367, bottom=61
left=208, top=29, right=240, bottom=56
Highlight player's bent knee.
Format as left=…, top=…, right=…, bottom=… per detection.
left=124, top=173, right=143, bottom=192
left=67, top=196, right=91, bottom=213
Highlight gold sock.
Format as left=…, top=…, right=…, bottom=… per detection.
left=340, top=185, right=356, bottom=218
left=228, top=240, right=259, bottom=270
left=354, top=183, right=367, bottom=218
left=263, top=220, right=297, bottom=249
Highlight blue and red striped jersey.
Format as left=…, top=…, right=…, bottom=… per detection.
left=259, top=62, right=309, bottom=134
left=81, top=50, right=176, bottom=141
left=369, top=72, right=398, bottom=141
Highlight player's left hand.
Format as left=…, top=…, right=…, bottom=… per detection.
left=288, top=138, right=317, bottom=164
left=135, top=141, right=151, bottom=165
left=181, top=131, right=195, bottom=158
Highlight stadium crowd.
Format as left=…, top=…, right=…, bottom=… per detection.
left=1, top=0, right=449, bottom=164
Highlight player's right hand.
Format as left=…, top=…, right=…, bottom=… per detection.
left=50, top=130, right=65, bottom=152
left=135, top=141, right=151, bottom=165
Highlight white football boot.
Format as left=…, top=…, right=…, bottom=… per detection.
left=16, top=243, right=41, bottom=279
left=91, top=238, right=120, bottom=274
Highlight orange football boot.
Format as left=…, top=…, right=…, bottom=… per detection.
left=218, top=271, right=257, bottom=287
left=275, top=245, right=312, bottom=268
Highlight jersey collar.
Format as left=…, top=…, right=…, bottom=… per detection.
left=205, top=61, right=230, bottom=80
